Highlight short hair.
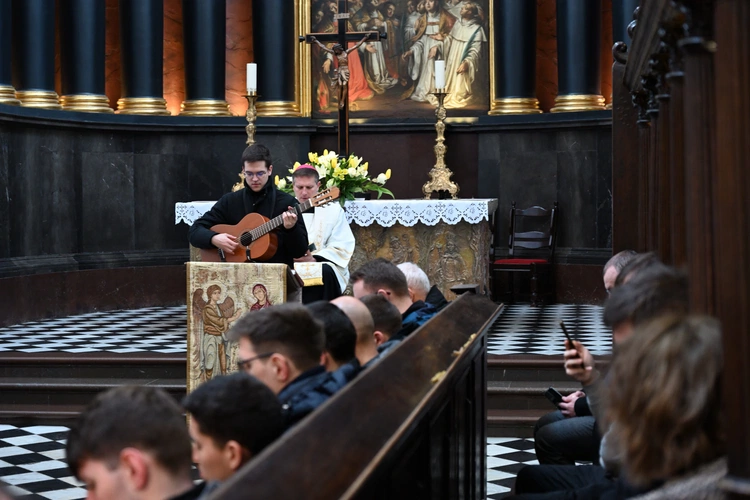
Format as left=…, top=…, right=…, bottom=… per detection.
left=605, top=315, right=724, bottom=486
left=292, top=167, right=320, bottom=184
left=603, top=249, right=638, bottom=276
left=207, top=284, right=221, bottom=296
left=350, top=258, right=410, bottom=297
left=603, top=264, right=689, bottom=328
left=307, top=301, right=356, bottom=365
left=227, top=303, right=324, bottom=372
left=614, top=251, right=659, bottom=286
left=66, top=386, right=192, bottom=480
left=241, top=143, right=272, bottom=168
left=360, top=294, right=403, bottom=339
left=183, top=373, right=284, bottom=456
left=397, top=262, right=430, bottom=296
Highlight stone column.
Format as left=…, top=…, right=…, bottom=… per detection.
left=181, top=0, right=230, bottom=116
left=59, top=0, right=112, bottom=113
left=0, top=0, right=19, bottom=105
left=489, top=0, right=541, bottom=115
left=118, top=0, right=169, bottom=115
left=551, top=0, right=605, bottom=112
left=252, top=0, right=298, bottom=116
left=11, top=0, right=61, bottom=109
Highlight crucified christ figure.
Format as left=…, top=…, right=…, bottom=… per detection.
left=310, top=34, right=371, bottom=109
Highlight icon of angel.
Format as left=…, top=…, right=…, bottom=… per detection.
left=192, top=284, right=242, bottom=379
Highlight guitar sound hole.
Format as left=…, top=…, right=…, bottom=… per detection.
left=240, top=232, right=253, bottom=246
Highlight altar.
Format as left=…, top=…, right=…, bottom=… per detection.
left=175, top=198, right=498, bottom=300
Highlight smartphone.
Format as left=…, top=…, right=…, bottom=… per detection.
left=560, top=321, right=574, bottom=345
left=545, top=387, right=564, bottom=407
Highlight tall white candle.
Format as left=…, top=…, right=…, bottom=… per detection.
left=434, top=60, right=446, bottom=90
left=247, top=63, right=257, bottom=93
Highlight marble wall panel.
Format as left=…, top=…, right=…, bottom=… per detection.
left=557, top=150, right=599, bottom=248
left=163, top=0, right=185, bottom=115
left=536, top=0, right=558, bottom=113
left=226, top=0, right=253, bottom=116
left=105, top=0, right=121, bottom=109
left=81, top=151, right=135, bottom=252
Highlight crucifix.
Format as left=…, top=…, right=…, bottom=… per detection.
left=300, top=0, right=386, bottom=156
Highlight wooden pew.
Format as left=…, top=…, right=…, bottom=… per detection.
left=214, top=294, right=502, bottom=499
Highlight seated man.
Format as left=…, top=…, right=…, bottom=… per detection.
left=512, top=263, right=690, bottom=499
left=292, top=165, right=356, bottom=302
left=66, top=386, right=200, bottom=500
left=332, top=295, right=379, bottom=369
left=350, top=258, right=437, bottom=340
left=307, top=301, right=358, bottom=380
left=182, top=372, right=284, bottom=495
left=360, top=293, right=403, bottom=358
left=533, top=250, right=639, bottom=465
left=397, top=261, right=449, bottom=312
left=188, top=143, right=308, bottom=266
left=228, top=303, right=349, bottom=429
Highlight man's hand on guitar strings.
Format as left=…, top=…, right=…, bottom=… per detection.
left=211, top=233, right=239, bottom=254
left=282, top=206, right=298, bottom=229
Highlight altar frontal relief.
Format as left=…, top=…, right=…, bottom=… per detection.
left=310, top=0, right=489, bottom=118
left=187, top=263, right=288, bottom=392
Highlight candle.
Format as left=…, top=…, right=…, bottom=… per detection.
left=434, top=60, right=446, bottom=90
left=247, top=63, right=257, bottom=93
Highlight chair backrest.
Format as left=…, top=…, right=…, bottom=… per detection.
left=508, top=201, right=558, bottom=258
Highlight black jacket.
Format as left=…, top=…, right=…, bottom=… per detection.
left=188, top=181, right=309, bottom=266
left=278, top=365, right=349, bottom=429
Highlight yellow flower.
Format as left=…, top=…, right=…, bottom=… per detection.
left=274, top=175, right=280, bottom=186
left=385, top=168, right=391, bottom=180
left=362, top=162, right=369, bottom=172
left=308, top=152, right=319, bottom=163
left=348, top=155, right=362, bottom=168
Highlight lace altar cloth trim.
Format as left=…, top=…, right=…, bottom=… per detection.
left=175, top=199, right=498, bottom=227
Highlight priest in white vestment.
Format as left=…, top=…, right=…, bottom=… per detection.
left=292, top=165, right=356, bottom=302
left=441, top=2, right=486, bottom=109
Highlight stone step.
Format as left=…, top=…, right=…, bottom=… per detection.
left=487, top=380, right=581, bottom=411
left=0, top=377, right=186, bottom=406
left=487, top=354, right=610, bottom=382
left=0, top=352, right=185, bottom=380
left=0, top=403, right=86, bottom=427
left=487, top=409, right=548, bottom=438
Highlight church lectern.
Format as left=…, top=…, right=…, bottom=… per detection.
left=186, top=262, right=302, bottom=393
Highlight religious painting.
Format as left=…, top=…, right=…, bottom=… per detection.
left=186, top=262, right=291, bottom=393
left=309, top=0, right=490, bottom=118
left=348, top=220, right=491, bottom=299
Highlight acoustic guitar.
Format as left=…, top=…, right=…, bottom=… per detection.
left=200, top=187, right=340, bottom=263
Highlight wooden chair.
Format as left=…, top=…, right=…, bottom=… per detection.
left=492, top=202, right=558, bottom=306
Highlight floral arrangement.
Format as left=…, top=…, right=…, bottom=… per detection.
left=275, top=150, right=394, bottom=203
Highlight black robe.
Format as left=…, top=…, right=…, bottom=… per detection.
left=188, top=180, right=309, bottom=266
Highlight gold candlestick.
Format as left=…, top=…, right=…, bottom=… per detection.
left=244, top=91, right=259, bottom=145
left=423, top=89, right=459, bottom=199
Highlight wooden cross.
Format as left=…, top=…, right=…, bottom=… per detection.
left=300, top=0, right=385, bottom=156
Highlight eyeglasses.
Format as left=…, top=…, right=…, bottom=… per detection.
left=237, top=352, right=273, bottom=371
left=244, top=171, right=267, bottom=179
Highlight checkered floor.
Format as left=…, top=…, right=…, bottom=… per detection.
left=0, top=424, right=532, bottom=499
left=0, top=306, right=187, bottom=354
left=487, top=304, right=611, bottom=356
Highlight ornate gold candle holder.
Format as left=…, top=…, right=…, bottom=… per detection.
left=244, top=91, right=259, bottom=145
left=423, top=89, right=459, bottom=200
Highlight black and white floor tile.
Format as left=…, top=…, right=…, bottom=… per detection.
left=0, top=425, right=533, bottom=500
left=487, top=304, right=611, bottom=356
left=0, top=307, right=187, bottom=354
left=0, top=425, right=84, bottom=500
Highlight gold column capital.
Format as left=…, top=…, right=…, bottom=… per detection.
left=489, top=97, right=543, bottom=115
left=117, top=97, right=170, bottom=115
left=16, top=90, right=62, bottom=110
left=551, top=94, right=606, bottom=113
left=180, top=99, right=231, bottom=116
left=60, top=94, right=114, bottom=113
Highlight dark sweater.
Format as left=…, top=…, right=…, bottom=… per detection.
left=188, top=181, right=309, bottom=266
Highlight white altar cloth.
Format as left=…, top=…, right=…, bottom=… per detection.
left=175, top=198, right=498, bottom=227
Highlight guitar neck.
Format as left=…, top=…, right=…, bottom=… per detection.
left=241, top=199, right=313, bottom=244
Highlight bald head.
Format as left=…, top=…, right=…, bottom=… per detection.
left=331, top=296, right=375, bottom=343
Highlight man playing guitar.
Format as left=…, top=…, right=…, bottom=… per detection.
left=188, top=144, right=309, bottom=266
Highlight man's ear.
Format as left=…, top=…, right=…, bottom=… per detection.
left=376, top=288, right=390, bottom=300
left=407, top=287, right=417, bottom=303
left=119, top=448, right=149, bottom=491
left=270, top=353, right=290, bottom=383
left=373, top=331, right=386, bottom=346
left=224, top=441, right=251, bottom=472
left=267, top=165, right=273, bottom=176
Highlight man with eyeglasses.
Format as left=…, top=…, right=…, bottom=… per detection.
left=227, top=302, right=350, bottom=429
left=188, top=143, right=309, bottom=266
